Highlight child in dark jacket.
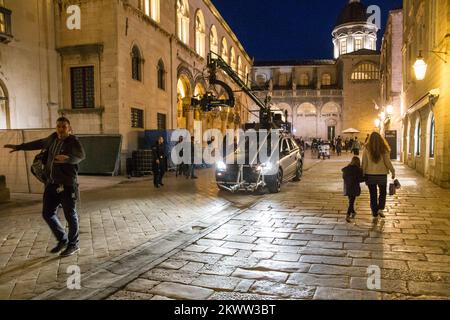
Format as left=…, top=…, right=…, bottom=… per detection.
left=342, top=156, right=365, bottom=223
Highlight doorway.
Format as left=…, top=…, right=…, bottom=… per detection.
left=327, top=126, right=335, bottom=141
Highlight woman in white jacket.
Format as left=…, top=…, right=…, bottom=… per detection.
left=362, top=132, right=396, bottom=219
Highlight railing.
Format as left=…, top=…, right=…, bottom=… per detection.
left=255, top=89, right=343, bottom=98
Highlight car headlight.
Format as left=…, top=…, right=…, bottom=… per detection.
left=256, top=162, right=273, bottom=172
left=216, top=161, right=227, bottom=171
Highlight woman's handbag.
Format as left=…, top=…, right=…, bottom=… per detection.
left=389, top=182, right=396, bottom=195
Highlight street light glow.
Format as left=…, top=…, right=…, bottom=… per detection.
left=386, top=105, right=394, bottom=115
left=414, top=52, right=428, bottom=81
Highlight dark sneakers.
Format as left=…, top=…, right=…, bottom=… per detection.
left=60, top=245, right=80, bottom=257
left=50, top=241, right=68, bottom=254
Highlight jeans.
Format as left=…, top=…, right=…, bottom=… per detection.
left=188, top=164, right=196, bottom=178
left=368, top=183, right=387, bottom=216
left=153, top=166, right=165, bottom=186
left=347, top=196, right=356, bottom=214
left=42, top=184, right=79, bottom=246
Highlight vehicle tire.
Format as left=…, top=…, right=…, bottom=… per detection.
left=293, top=161, right=303, bottom=181
left=267, top=169, right=283, bottom=193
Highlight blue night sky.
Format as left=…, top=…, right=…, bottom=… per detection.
left=211, top=0, right=403, bottom=61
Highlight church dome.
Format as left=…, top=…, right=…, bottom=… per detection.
left=335, top=0, right=368, bottom=27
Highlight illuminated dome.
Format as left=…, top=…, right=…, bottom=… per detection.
left=332, top=0, right=378, bottom=59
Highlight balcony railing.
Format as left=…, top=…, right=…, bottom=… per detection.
left=0, top=6, right=13, bottom=43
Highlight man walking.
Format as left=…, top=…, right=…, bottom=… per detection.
left=152, top=136, right=167, bottom=188
left=4, top=117, right=85, bottom=257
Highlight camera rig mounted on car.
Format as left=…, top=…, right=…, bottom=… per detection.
left=191, top=53, right=288, bottom=131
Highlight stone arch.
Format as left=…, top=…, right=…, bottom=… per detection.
left=177, top=69, right=193, bottom=127
left=297, top=102, right=317, bottom=117
left=321, top=102, right=341, bottom=116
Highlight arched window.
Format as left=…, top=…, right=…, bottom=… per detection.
left=321, top=73, right=332, bottom=86
left=230, top=47, right=237, bottom=71
left=237, top=56, right=243, bottom=80
left=157, top=59, right=165, bottom=90
left=177, top=0, right=189, bottom=45
left=131, top=46, right=143, bottom=81
left=429, top=113, right=435, bottom=158
left=299, top=73, right=309, bottom=86
left=195, top=10, right=206, bottom=58
left=177, top=75, right=191, bottom=119
left=209, top=25, right=219, bottom=55
left=0, top=81, right=10, bottom=129
left=415, top=118, right=421, bottom=156
left=255, top=73, right=267, bottom=86
left=221, top=37, right=228, bottom=63
left=321, top=103, right=339, bottom=116
left=351, top=62, right=380, bottom=80
left=297, top=103, right=317, bottom=117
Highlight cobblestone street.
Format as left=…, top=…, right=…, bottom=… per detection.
left=0, top=167, right=261, bottom=299
left=1, top=152, right=447, bottom=300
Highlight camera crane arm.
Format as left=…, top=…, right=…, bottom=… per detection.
left=194, top=53, right=274, bottom=129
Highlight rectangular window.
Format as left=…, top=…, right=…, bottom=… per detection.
left=157, top=113, right=166, bottom=130
left=131, top=108, right=144, bottom=129
left=151, top=0, right=160, bottom=22
left=355, top=38, right=362, bottom=51
left=70, top=66, right=95, bottom=109
left=340, top=40, right=347, bottom=55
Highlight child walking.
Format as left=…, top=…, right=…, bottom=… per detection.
left=342, top=156, right=365, bottom=223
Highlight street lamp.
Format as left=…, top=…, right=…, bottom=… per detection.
left=414, top=49, right=449, bottom=80
left=414, top=51, right=427, bottom=81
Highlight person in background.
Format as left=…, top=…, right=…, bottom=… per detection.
left=152, top=136, right=167, bottom=188
left=342, top=156, right=365, bottom=223
left=336, top=135, right=343, bottom=156
left=352, top=137, right=361, bottom=156
left=175, top=136, right=185, bottom=178
left=187, top=136, right=198, bottom=179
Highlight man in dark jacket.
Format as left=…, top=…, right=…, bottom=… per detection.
left=152, top=136, right=167, bottom=187
left=4, top=117, right=85, bottom=257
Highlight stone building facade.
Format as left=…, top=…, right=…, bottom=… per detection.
left=1, top=0, right=252, bottom=174
left=0, top=0, right=60, bottom=130
left=54, top=0, right=252, bottom=165
left=251, top=0, right=381, bottom=141
left=380, top=9, right=403, bottom=158
left=401, top=0, right=450, bottom=188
